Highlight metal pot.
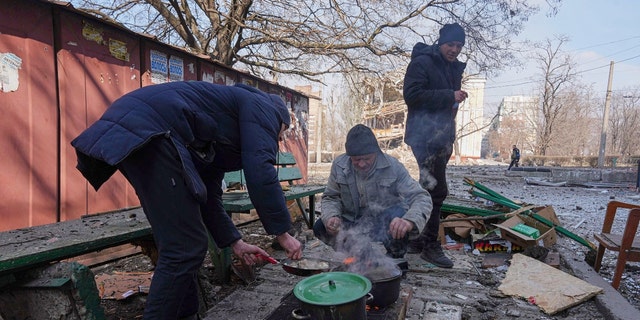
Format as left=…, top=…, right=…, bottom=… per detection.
left=364, top=264, right=403, bottom=308
left=292, top=272, right=372, bottom=320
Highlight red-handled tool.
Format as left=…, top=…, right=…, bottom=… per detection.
left=256, top=253, right=279, bottom=264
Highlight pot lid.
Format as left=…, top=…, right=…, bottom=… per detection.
left=294, top=272, right=371, bottom=305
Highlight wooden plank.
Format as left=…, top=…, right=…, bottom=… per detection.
left=224, top=170, right=245, bottom=185
left=0, top=208, right=151, bottom=275
left=276, top=152, right=296, bottom=165
left=224, top=152, right=301, bottom=186
left=64, top=244, right=142, bottom=267
left=224, top=167, right=302, bottom=185
left=222, top=185, right=325, bottom=213
left=277, top=167, right=302, bottom=182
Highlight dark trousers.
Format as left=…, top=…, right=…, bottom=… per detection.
left=118, top=137, right=208, bottom=319
left=508, top=158, right=519, bottom=170
left=411, top=146, right=452, bottom=243
left=313, top=206, right=409, bottom=258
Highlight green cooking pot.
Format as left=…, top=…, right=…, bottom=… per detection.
left=292, top=272, right=372, bottom=320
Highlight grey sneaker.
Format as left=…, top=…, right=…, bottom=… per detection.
left=420, top=243, right=453, bottom=268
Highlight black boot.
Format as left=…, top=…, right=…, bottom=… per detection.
left=407, top=239, right=423, bottom=254
left=420, top=242, right=453, bottom=268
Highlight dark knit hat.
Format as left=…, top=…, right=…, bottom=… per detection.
left=437, top=23, right=465, bottom=46
left=345, top=124, right=381, bottom=156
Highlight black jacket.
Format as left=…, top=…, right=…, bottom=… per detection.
left=403, top=43, right=466, bottom=151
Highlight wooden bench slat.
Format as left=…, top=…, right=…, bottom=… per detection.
left=0, top=208, right=151, bottom=275
left=277, top=167, right=303, bottom=182
left=222, top=185, right=325, bottom=213
left=224, top=167, right=302, bottom=186
left=224, top=152, right=302, bottom=187
left=276, top=152, right=297, bottom=165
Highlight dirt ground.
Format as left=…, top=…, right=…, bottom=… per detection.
left=92, top=160, right=640, bottom=319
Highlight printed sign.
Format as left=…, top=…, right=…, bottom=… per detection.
left=150, top=50, right=168, bottom=84
left=0, top=52, right=22, bottom=92
left=168, top=55, right=184, bottom=82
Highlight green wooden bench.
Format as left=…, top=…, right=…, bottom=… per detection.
left=223, top=152, right=325, bottom=229
left=0, top=208, right=152, bottom=279
left=0, top=152, right=324, bottom=317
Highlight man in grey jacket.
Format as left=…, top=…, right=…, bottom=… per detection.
left=313, top=124, right=431, bottom=259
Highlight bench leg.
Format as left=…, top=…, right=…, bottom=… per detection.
left=207, top=235, right=231, bottom=284
left=304, top=195, right=316, bottom=229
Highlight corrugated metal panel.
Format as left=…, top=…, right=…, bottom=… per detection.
left=1, top=0, right=310, bottom=231
left=57, top=9, right=141, bottom=221
left=0, top=0, right=58, bottom=231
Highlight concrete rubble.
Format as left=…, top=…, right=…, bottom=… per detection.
left=203, top=162, right=640, bottom=320
left=204, top=236, right=638, bottom=320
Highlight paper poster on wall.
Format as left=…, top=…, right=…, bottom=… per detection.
left=202, top=72, right=214, bottom=83
left=82, top=22, right=104, bottom=45
left=214, top=71, right=225, bottom=84
left=109, top=39, right=129, bottom=62
left=169, top=55, right=184, bottom=82
left=0, top=52, right=22, bottom=93
left=150, top=50, right=168, bottom=84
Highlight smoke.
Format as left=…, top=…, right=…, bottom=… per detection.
left=331, top=204, right=399, bottom=276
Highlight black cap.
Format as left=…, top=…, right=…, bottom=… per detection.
left=345, top=124, right=381, bottom=156
left=437, top=23, right=465, bottom=46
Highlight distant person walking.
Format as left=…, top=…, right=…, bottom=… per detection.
left=508, top=145, right=520, bottom=170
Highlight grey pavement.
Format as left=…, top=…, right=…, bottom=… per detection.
left=204, top=238, right=639, bottom=320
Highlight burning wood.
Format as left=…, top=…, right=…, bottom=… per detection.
left=343, top=256, right=356, bottom=265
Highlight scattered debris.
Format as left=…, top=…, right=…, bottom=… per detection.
left=525, top=178, right=568, bottom=187
left=94, top=271, right=152, bottom=300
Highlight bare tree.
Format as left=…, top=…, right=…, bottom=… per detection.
left=487, top=113, right=526, bottom=161
left=609, top=87, right=640, bottom=162
left=71, top=0, right=560, bottom=82
left=532, top=36, right=578, bottom=156
left=545, top=85, right=601, bottom=157
left=453, top=111, right=497, bottom=163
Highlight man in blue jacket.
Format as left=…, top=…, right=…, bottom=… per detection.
left=403, top=23, right=468, bottom=268
left=72, top=82, right=303, bottom=320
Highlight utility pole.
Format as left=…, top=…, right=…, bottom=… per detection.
left=597, top=61, right=614, bottom=168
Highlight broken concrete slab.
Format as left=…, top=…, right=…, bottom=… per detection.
left=0, top=262, right=104, bottom=319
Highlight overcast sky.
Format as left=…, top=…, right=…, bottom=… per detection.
left=483, top=0, right=640, bottom=107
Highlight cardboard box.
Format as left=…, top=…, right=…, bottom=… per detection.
left=494, top=206, right=559, bottom=248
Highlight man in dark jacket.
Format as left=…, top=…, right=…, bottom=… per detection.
left=71, top=82, right=303, bottom=320
left=508, top=145, right=521, bottom=170
left=402, top=23, right=468, bottom=268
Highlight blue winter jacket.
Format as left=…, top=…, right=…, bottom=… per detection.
left=403, top=43, right=466, bottom=151
left=71, top=82, right=292, bottom=245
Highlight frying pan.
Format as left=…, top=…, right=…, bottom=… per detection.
left=281, top=258, right=333, bottom=276
left=256, top=254, right=336, bottom=276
